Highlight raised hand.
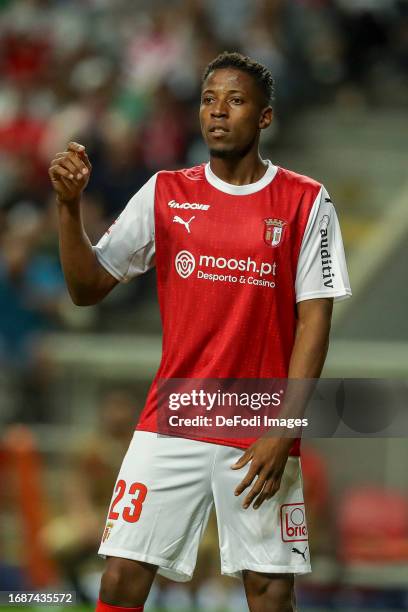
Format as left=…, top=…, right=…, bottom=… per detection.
left=48, top=141, right=92, bottom=205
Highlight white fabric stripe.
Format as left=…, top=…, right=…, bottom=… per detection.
left=205, top=159, right=278, bottom=195
left=295, top=185, right=352, bottom=303
left=93, top=173, right=157, bottom=283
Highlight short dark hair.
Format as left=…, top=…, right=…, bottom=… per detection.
left=202, top=51, right=275, bottom=106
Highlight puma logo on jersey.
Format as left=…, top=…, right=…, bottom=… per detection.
left=173, top=215, right=195, bottom=233
left=292, top=545, right=308, bottom=561
left=168, top=199, right=210, bottom=210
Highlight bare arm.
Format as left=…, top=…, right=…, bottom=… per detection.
left=233, top=298, right=333, bottom=509
left=288, top=297, right=333, bottom=378
left=49, top=142, right=118, bottom=305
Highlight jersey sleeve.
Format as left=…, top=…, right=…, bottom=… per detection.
left=93, top=174, right=157, bottom=283
left=295, top=185, right=352, bottom=303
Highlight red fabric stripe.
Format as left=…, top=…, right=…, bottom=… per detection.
left=96, top=599, right=143, bottom=612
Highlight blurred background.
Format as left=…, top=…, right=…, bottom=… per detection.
left=0, top=0, right=408, bottom=610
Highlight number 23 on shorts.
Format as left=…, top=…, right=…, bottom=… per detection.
left=108, top=479, right=148, bottom=523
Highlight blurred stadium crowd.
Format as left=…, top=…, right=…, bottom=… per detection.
left=1, top=0, right=408, bottom=371
left=1, top=1, right=408, bottom=610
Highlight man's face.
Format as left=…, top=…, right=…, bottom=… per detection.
left=200, top=68, right=272, bottom=159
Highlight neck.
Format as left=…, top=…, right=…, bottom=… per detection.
left=209, top=150, right=268, bottom=186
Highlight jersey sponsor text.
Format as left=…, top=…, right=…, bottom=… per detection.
left=319, top=215, right=334, bottom=288
left=168, top=199, right=210, bottom=210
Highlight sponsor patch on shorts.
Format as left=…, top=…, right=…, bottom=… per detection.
left=280, top=503, right=308, bottom=542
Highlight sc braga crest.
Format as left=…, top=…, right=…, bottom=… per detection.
left=264, top=218, right=287, bottom=247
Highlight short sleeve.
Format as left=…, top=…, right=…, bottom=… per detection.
left=295, top=185, right=352, bottom=303
left=93, top=174, right=157, bottom=283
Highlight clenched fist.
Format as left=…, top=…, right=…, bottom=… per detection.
left=49, top=141, right=92, bottom=205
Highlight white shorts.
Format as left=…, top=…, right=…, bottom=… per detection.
left=98, top=431, right=311, bottom=582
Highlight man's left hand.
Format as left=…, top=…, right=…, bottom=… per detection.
left=231, top=437, right=292, bottom=510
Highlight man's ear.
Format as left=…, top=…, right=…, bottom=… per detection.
left=259, top=106, right=273, bottom=130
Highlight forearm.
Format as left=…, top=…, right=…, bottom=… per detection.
left=288, top=303, right=332, bottom=379
left=234, top=301, right=334, bottom=509
left=273, top=299, right=332, bottom=441
left=57, top=198, right=104, bottom=305
left=49, top=141, right=117, bottom=305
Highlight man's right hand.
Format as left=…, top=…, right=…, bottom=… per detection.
left=48, top=141, right=92, bottom=205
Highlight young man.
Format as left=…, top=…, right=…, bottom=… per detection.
left=49, top=52, right=351, bottom=612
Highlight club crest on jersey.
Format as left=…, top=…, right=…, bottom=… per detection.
left=102, top=521, right=114, bottom=543
left=264, top=218, right=287, bottom=247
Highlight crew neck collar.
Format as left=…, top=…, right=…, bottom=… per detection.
left=204, top=159, right=278, bottom=195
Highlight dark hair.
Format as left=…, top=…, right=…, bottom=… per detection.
left=202, top=51, right=275, bottom=106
